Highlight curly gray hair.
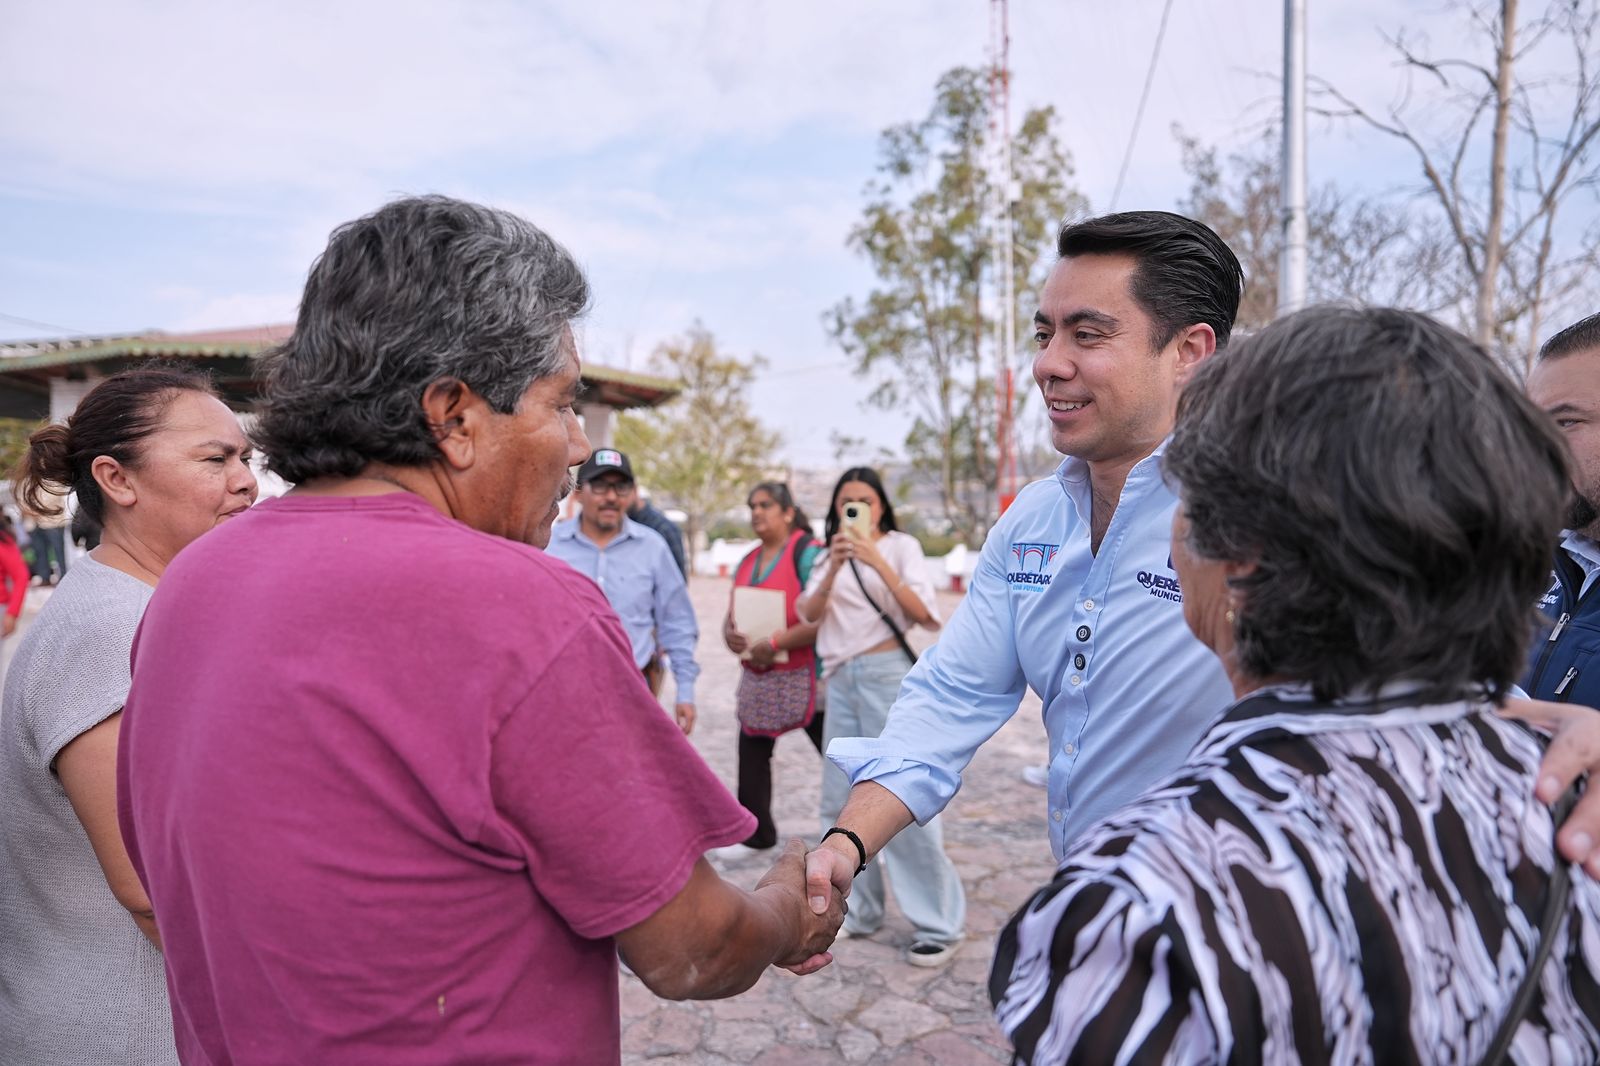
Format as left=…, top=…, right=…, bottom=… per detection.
left=254, top=195, right=590, bottom=483
left=1165, top=305, right=1569, bottom=703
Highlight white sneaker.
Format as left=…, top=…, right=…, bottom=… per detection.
left=708, top=843, right=770, bottom=861
left=1020, top=765, right=1050, bottom=789
left=906, top=939, right=962, bottom=967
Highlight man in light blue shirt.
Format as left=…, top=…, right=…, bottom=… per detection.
left=806, top=212, right=1244, bottom=893
left=547, top=449, right=700, bottom=735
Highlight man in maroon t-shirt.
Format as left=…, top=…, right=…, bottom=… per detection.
left=118, top=196, right=844, bottom=1065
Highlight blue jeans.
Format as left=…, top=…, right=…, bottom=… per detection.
left=820, top=650, right=965, bottom=945
left=30, top=526, right=65, bottom=583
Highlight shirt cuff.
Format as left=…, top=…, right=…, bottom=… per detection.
left=674, top=679, right=696, bottom=705
left=825, top=737, right=958, bottom=826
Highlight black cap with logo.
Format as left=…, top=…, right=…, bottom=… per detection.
left=576, top=448, right=634, bottom=485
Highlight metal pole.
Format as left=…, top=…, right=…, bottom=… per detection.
left=991, top=0, right=1019, bottom=514
left=1278, top=0, right=1308, bottom=316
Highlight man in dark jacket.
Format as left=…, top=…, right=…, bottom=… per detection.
left=1525, top=311, right=1600, bottom=704
left=629, top=491, right=688, bottom=577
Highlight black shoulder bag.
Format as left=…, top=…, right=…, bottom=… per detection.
left=848, top=559, right=918, bottom=665
left=1480, top=781, right=1582, bottom=1065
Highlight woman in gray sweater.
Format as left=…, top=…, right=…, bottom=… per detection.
left=0, top=365, right=257, bottom=1064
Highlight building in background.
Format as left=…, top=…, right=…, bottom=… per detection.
left=0, top=326, right=678, bottom=448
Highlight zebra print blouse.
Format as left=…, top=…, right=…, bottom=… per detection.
left=990, top=685, right=1600, bottom=1065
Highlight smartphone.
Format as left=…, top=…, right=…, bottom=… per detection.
left=841, top=501, right=871, bottom=539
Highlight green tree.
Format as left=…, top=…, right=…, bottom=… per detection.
left=614, top=324, right=779, bottom=570
left=828, top=66, right=1084, bottom=544
left=0, top=418, right=42, bottom=478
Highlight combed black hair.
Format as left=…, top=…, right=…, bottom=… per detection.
left=1540, top=311, right=1600, bottom=362
left=1057, top=211, right=1244, bottom=351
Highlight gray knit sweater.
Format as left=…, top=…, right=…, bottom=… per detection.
left=0, top=555, right=175, bottom=1063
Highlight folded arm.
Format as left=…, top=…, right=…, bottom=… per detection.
left=56, top=712, right=161, bottom=947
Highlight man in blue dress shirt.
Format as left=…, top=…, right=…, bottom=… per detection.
left=547, top=448, right=700, bottom=735
left=803, top=216, right=1600, bottom=910
left=807, top=212, right=1245, bottom=890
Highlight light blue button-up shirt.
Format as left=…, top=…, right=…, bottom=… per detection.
left=546, top=516, right=700, bottom=703
left=828, top=441, right=1234, bottom=858
left=1561, top=530, right=1600, bottom=599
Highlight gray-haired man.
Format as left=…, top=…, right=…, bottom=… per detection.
left=120, top=196, right=842, bottom=1065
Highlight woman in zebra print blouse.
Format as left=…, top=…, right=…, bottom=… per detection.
left=991, top=306, right=1600, bottom=1064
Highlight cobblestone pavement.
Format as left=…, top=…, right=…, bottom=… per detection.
left=623, top=574, right=1055, bottom=1065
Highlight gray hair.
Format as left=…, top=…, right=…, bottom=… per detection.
left=1165, top=305, right=1569, bottom=703
left=254, top=195, right=590, bottom=483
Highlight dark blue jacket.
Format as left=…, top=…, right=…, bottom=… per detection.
left=1522, top=547, right=1600, bottom=704
left=628, top=500, right=687, bottom=577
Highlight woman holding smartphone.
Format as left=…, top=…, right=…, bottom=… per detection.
left=795, top=466, right=965, bottom=966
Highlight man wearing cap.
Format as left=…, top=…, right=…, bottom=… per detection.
left=547, top=448, right=700, bottom=734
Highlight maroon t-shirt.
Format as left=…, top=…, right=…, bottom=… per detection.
left=118, top=493, right=753, bottom=1064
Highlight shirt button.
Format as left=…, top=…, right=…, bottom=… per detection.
left=1051, top=809, right=1063, bottom=822
left=1063, top=742, right=1077, bottom=755
left=1076, top=625, right=1091, bottom=641
left=1074, top=653, right=1086, bottom=670
left=1083, top=599, right=1096, bottom=611
left=1069, top=675, right=1081, bottom=686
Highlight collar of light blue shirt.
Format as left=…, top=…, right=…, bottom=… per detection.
left=552, top=516, right=642, bottom=548
left=1050, top=435, right=1173, bottom=489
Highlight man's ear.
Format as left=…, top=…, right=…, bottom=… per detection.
left=421, top=378, right=488, bottom=472
left=91, top=455, right=137, bottom=509
left=1172, top=323, right=1218, bottom=386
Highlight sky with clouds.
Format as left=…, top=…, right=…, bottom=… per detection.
left=2, top=0, right=1592, bottom=466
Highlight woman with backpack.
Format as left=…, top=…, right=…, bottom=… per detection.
left=720, top=481, right=824, bottom=852
left=794, top=465, right=965, bottom=967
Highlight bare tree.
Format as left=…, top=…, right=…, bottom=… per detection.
left=1176, top=127, right=1467, bottom=330
left=1315, top=0, right=1600, bottom=371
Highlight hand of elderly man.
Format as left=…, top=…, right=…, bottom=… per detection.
left=1499, top=697, right=1600, bottom=878
left=756, top=839, right=846, bottom=975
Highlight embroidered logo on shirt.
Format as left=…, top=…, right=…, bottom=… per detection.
left=1137, top=557, right=1183, bottom=603
left=1538, top=572, right=1560, bottom=610
left=1008, top=542, right=1059, bottom=591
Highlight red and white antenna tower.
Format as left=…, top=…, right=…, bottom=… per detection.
left=988, top=0, right=1020, bottom=514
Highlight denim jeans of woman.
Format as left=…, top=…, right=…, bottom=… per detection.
left=819, top=649, right=965, bottom=945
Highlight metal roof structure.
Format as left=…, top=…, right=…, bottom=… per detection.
left=0, top=326, right=681, bottom=419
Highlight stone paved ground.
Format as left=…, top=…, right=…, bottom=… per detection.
left=623, top=574, right=1055, bottom=1065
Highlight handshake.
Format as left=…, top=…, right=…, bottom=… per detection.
left=617, top=833, right=868, bottom=1001
left=750, top=835, right=864, bottom=976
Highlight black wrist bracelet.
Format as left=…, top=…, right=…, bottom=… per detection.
left=822, top=826, right=868, bottom=876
